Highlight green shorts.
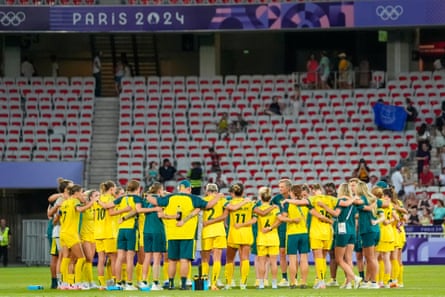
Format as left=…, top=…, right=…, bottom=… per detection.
left=360, top=231, right=380, bottom=248
left=287, top=233, right=310, bottom=255
left=117, top=228, right=137, bottom=251
left=168, top=239, right=195, bottom=260
left=334, top=233, right=356, bottom=247
left=278, top=229, right=286, bottom=249
left=144, top=232, right=166, bottom=253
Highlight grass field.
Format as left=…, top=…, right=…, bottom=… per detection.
left=0, top=265, right=442, bottom=297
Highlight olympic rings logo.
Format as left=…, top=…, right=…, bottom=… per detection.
left=0, top=11, right=26, bottom=26
left=375, top=5, right=404, bottom=21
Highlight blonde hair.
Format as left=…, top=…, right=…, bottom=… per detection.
left=337, top=183, right=351, bottom=198
left=401, top=166, right=411, bottom=180
left=356, top=181, right=377, bottom=216
left=371, top=186, right=383, bottom=199
left=258, top=186, right=272, bottom=202
left=279, top=179, right=292, bottom=190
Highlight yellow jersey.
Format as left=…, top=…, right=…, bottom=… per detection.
left=202, top=195, right=227, bottom=239
left=93, top=193, right=115, bottom=239
left=158, top=193, right=207, bottom=240
left=283, top=202, right=309, bottom=235
left=80, top=207, right=94, bottom=241
left=379, top=202, right=395, bottom=242
left=308, top=195, right=337, bottom=240
left=60, top=198, right=81, bottom=236
left=226, top=197, right=255, bottom=245
left=256, top=203, right=280, bottom=247
left=114, top=194, right=143, bottom=229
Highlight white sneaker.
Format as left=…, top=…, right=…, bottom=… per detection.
left=224, top=284, right=231, bottom=290
left=151, top=284, right=163, bottom=291
left=124, top=284, right=138, bottom=291
left=106, top=279, right=115, bottom=287
left=80, top=282, right=90, bottom=290
left=368, top=282, right=380, bottom=289
left=217, top=279, right=224, bottom=287
left=240, top=284, right=247, bottom=290
left=231, top=280, right=236, bottom=287
left=89, top=282, right=99, bottom=289
left=186, top=279, right=193, bottom=286
left=313, top=280, right=326, bottom=289
left=326, top=279, right=339, bottom=287
left=138, top=281, right=149, bottom=289
left=359, top=281, right=369, bottom=289
left=344, top=282, right=352, bottom=289
left=278, top=278, right=289, bottom=287
left=354, top=276, right=363, bottom=289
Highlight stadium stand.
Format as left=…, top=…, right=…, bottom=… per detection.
left=0, top=77, right=95, bottom=162
left=114, top=71, right=442, bottom=194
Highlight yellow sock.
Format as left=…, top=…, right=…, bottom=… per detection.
left=240, top=260, right=250, bottom=285
left=60, top=257, right=71, bottom=283
left=398, top=264, right=404, bottom=285
left=163, top=261, right=169, bottom=281
left=383, top=273, right=390, bottom=285
left=68, top=274, right=75, bottom=285
left=391, top=259, right=399, bottom=281
left=83, top=262, right=93, bottom=283
left=202, top=262, right=210, bottom=276
left=98, top=276, right=105, bottom=287
left=122, top=263, right=127, bottom=282
left=378, top=260, right=384, bottom=283
left=135, top=263, right=143, bottom=282
left=315, top=258, right=325, bottom=281
left=75, top=258, right=85, bottom=284
left=212, top=261, right=221, bottom=287
left=225, top=262, right=234, bottom=285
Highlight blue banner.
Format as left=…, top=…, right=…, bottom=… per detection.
left=373, top=102, right=407, bottom=131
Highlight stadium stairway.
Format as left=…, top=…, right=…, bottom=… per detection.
left=87, top=96, right=120, bottom=188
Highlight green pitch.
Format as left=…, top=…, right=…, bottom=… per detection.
left=0, top=265, right=442, bottom=297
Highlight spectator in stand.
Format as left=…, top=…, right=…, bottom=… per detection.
left=438, top=167, right=445, bottom=186
left=367, top=174, right=379, bottom=190
left=230, top=114, right=248, bottom=133
left=405, top=192, right=418, bottom=209
left=405, top=98, right=418, bottom=131
left=401, top=166, right=416, bottom=196
left=407, top=206, right=420, bottom=225
left=433, top=127, right=445, bottom=158
left=440, top=146, right=445, bottom=170
left=352, top=158, right=371, bottom=183
left=145, top=161, right=160, bottom=188
left=416, top=142, right=431, bottom=175
left=159, top=159, right=177, bottom=184
left=419, top=208, right=433, bottom=226
left=391, top=165, right=404, bottom=196
left=264, top=95, right=284, bottom=116
left=318, top=51, right=330, bottom=89
left=114, top=59, right=125, bottom=95
left=92, top=51, right=102, bottom=97
left=418, top=164, right=436, bottom=187
left=338, top=52, right=352, bottom=89
left=187, top=161, right=203, bottom=195
left=417, top=190, right=433, bottom=213
left=417, top=123, right=431, bottom=147
left=434, top=109, right=445, bottom=133
left=286, top=83, right=301, bottom=116
left=433, top=57, right=444, bottom=73
left=208, top=148, right=221, bottom=173
left=216, top=113, right=229, bottom=139
left=21, top=56, right=35, bottom=82
left=432, top=199, right=445, bottom=225
left=50, top=54, right=59, bottom=77
left=306, top=53, right=319, bottom=89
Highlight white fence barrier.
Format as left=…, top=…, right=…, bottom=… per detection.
left=21, top=220, right=50, bottom=266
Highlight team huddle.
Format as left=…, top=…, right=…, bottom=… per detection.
left=46, top=177, right=408, bottom=291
